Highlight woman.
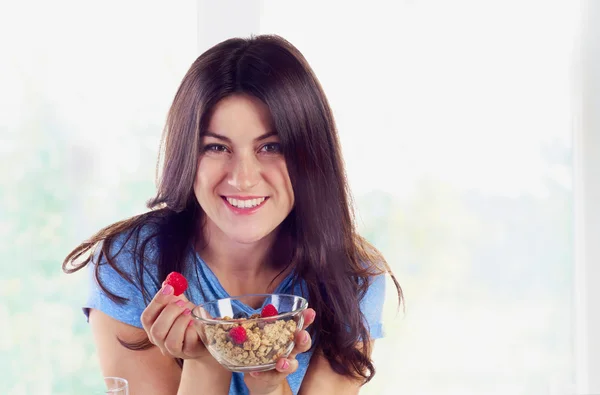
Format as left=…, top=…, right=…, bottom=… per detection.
left=63, top=34, right=402, bottom=395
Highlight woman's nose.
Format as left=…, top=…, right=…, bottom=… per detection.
left=227, top=154, right=260, bottom=191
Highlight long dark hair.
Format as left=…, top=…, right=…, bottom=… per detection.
left=63, top=34, right=403, bottom=384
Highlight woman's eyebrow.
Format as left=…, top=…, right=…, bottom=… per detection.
left=203, top=131, right=278, bottom=142
left=254, top=131, right=278, bottom=142
left=203, top=131, right=230, bottom=142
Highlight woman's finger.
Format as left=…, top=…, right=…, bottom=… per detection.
left=248, top=357, right=298, bottom=381
left=163, top=307, right=193, bottom=355
left=301, top=308, right=316, bottom=330
left=288, top=330, right=312, bottom=360
left=149, top=300, right=188, bottom=345
left=274, top=357, right=299, bottom=374
left=182, top=321, right=202, bottom=355
left=140, top=284, right=176, bottom=334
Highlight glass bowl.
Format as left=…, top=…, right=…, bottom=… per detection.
left=191, top=294, right=308, bottom=372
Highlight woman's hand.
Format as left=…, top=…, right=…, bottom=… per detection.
left=243, top=308, right=316, bottom=395
left=140, top=283, right=208, bottom=361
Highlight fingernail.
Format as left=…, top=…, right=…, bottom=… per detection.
left=162, top=284, right=174, bottom=295
left=302, top=332, right=309, bottom=344
left=183, top=308, right=191, bottom=316
left=281, top=359, right=290, bottom=370
left=310, top=310, right=316, bottom=321
left=188, top=320, right=194, bottom=327
left=176, top=300, right=186, bottom=308
left=250, top=371, right=261, bottom=377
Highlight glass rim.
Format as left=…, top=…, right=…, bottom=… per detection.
left=191, top=293, right=308, bottom=324
left=103, top=376, right=128, bottom=392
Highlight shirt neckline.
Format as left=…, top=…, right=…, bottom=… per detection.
left=191, top=247, right=296, bottom=313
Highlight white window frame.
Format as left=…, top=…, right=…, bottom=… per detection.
left=575, top=0, right=600, bottom=393
left=196, top=0, right=599, bottom=392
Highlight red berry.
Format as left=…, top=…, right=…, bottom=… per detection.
left=260, top=304, right=278, bottom=318
left=164, top=272, right=188, bottom=296
left=229, top=326, right=247, bottom=345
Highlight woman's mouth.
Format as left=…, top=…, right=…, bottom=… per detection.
left=222, top=196, right=269, bottom=214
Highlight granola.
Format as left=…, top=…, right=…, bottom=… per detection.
left=203, top=313, right=298, bottom=366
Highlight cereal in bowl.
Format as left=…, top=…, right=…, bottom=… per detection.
left=204, top=313, right=298, bottom=366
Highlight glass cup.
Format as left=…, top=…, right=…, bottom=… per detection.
left=100, top=377, right=129, bottom=394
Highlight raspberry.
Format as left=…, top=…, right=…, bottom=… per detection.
left=164, top=272, right=188, bottom=296
left=229, top=326, right=247, bottom=345
left=260, top=304, right=278, bottom=318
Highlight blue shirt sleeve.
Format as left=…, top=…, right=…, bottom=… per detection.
left=360, top=273, right=387, bottom=339
left=83, top=229, right=161, bottom=328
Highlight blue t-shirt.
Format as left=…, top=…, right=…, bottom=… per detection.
left=83, top=225, right=387, bottom=395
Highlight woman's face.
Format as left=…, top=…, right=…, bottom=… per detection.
left=194, top=94, right=294, bottom=245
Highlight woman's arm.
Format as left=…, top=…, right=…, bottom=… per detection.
left=179, top=358, right=232, bottom=394
left=89, top=309, right=231, bottom=394
left=298, top=341, right=375, bottom=395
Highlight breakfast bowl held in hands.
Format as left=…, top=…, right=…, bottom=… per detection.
left=191, top=294, right=308, bottom=372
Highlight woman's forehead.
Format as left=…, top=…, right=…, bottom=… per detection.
left=204, top=95, right=275, bottom=141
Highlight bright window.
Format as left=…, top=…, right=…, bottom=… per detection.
left=259, top=2, right=579, bottom=392
left=0, top=1, right=197, bottom=393
left=0, top=1, right=589, bottom=394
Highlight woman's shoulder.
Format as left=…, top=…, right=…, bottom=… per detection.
left=87, top=213, right=168, bottom=294
left=89, top=213, right=167, bottom=300
left=99, top=212, right=164, bottom=260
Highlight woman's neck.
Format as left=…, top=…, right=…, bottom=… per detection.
left=196, top=219, right=285, bottom=295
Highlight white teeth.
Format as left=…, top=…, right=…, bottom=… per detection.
left=226, top=197, right=266, bottom=208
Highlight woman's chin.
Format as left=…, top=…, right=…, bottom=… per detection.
left=225, top=229, right=273, bottom=245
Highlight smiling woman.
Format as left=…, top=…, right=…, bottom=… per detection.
left=62, top=35, right=402, bottom=395
left=195, top=95, right=295, bottom=245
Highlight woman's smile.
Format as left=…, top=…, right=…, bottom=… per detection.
left=221, top=195, right=270, bottom=215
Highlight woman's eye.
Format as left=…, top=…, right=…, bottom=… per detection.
left=203, top=144, right=229, bottom=153
left=260, top=143, right=281, bottom=153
